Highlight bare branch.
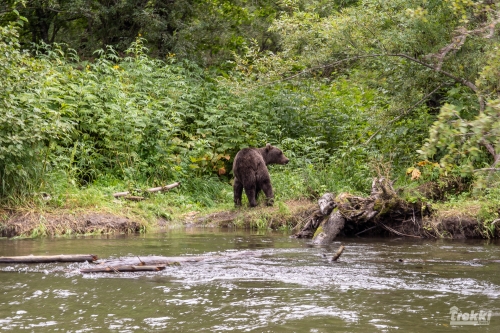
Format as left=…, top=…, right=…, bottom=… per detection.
left=364, top=83, right=445, bottom=145
left=473, top=168, right=500, bottom=172
left=426, top=13, right=500, bottom=71
left=262, top=53, right=478, bottom=95
left=388, top=53, right=479, bottom=94
left=430, top=30, right=467, bottom=71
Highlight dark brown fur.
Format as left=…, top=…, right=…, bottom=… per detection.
left=233, top=144, right=289, bottom=207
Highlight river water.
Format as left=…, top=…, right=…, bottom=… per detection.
left=0, top=229, right=499, bottom=332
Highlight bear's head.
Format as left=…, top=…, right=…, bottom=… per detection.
left=262, top=144, right=289, bottom=165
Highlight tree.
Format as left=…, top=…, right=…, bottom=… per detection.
left=12, top=0, right=284, bottom=66
left=242, top=0, right=500, bottom=179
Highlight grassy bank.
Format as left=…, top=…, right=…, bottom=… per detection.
left=0, top=163, right=336, bottom=237
left=1, top=165, right=499, bottom=239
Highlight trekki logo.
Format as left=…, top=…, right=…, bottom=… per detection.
left=449, top=306, right=492, bottom=326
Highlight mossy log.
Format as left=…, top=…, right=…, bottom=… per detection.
left=295, top=178, right=431, bottom=244
left=312, top=211, right=345, bottom=245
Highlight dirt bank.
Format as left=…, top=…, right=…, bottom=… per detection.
left=0, top=199, right=496, bottom=239
left=0, top=211, right=144, bottom=238
left=0, top=200, right=316, bottom=238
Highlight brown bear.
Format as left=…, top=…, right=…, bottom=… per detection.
left=233, top=144, right=289, bottom=207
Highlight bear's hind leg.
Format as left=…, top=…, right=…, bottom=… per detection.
left=244, top=184, right=258, bottom=207
left=233, top=178, right=243, bottom=206
left=260, top=178, right=274, bottom=206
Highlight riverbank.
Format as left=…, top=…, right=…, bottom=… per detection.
left=0, top=198, right=497, bottom=239
left=0, top=200, right=316, bottom=238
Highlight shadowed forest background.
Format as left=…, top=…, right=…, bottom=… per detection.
left=1, top=0, right=500, bottom=236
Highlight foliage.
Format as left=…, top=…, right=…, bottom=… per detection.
left=0, top=22, right=73, bottom=199
left=2, top=0, right=500, bottom=214
left=420, top=101, right=500, bottom=174
left=0, top=28, right=266, bottom=200
left=247, top=0, right=500, bottom=190
left=10, top=0, right=284, bottom=67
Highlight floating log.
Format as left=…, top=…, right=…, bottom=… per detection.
left=93, top=252, right=260, bottom=267
left=95, top=255, right=213, bottom=266
left=81, top=265, right=166, bottom=273
left=113, top=182, right=181, bottom=198
left=0, top=254, right=98, bottom=263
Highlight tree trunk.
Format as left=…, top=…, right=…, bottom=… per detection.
left=312, top=211, right=346, bottom=245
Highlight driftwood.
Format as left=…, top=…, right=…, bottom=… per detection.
left=81, top=265, right=167, bottom=273
left=81, top=252, right=258, bottom=274
left=95, top=255, right=209, bottom=266
left=0, top=254, right=97, bottom=263
left=331, top=245, right=345, bottom=262
left=113, top=182, right=181, bottom=200
left=312, top=211, right=345, bottom=245
left=295, top=177, right=431, bottom=245
left=121, top=195, right=145, bottom=201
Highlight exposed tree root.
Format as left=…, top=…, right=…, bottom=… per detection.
left=294, top=178, right=433, bottom=245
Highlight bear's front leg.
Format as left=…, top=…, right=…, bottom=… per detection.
left=233, top=178, right=243, bottom=206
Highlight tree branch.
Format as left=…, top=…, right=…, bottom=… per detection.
left=364, top=83, right=445, bottom=145
left=264, top=53, right=478, bottom=94
left=262, top=52, right=484, bottom=111
left=387, top=53, right=479, bottom=94
left=473, top=168, right=500, bottom=172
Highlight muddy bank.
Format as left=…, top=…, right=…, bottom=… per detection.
left=0, top=212, right=144, bottom=238
left=0, top=199, right=496, bottom=239
left=188, top=200, right=317, bottom=229
left=0, top=200, right=316, bottom=238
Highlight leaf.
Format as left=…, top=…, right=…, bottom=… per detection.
left=411, top=168, right=421, bottom=181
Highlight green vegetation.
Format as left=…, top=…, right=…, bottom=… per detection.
left=1, top=0, right=500, bottom=234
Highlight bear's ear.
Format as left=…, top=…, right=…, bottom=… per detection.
left=266, top=143, right=271, bottom=151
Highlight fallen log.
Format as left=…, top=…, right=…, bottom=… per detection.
left=312, top=211, right=346, bottom=245
left=295, top=177, right=432, bottom=244
left=95, top=255, right=209, bottom=266
left=93, top=252, right=260, bottom=267
left=293, top=193, right=334, bottom=239
left=81, top=265, right=166, bottom=273
left=113, top=182, right=181, bottom=199
left=123, top=195, right=145, bottom=201
left=0, top=254, right=97, bottom=263
left=145, top=182, right=181, bottom=193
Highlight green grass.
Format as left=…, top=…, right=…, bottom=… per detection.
left=3, top=162, right=498, bottom=238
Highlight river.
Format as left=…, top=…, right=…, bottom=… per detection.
left=0, top=229, right=499, bottom=332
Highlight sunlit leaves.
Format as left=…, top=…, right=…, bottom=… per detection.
left=420, top=100, right=500, bottom=177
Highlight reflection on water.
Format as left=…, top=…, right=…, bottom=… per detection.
left=0, top=229, right=499, bottom=332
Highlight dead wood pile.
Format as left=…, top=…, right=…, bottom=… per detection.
left=294, top=177, right=432, bottom=245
